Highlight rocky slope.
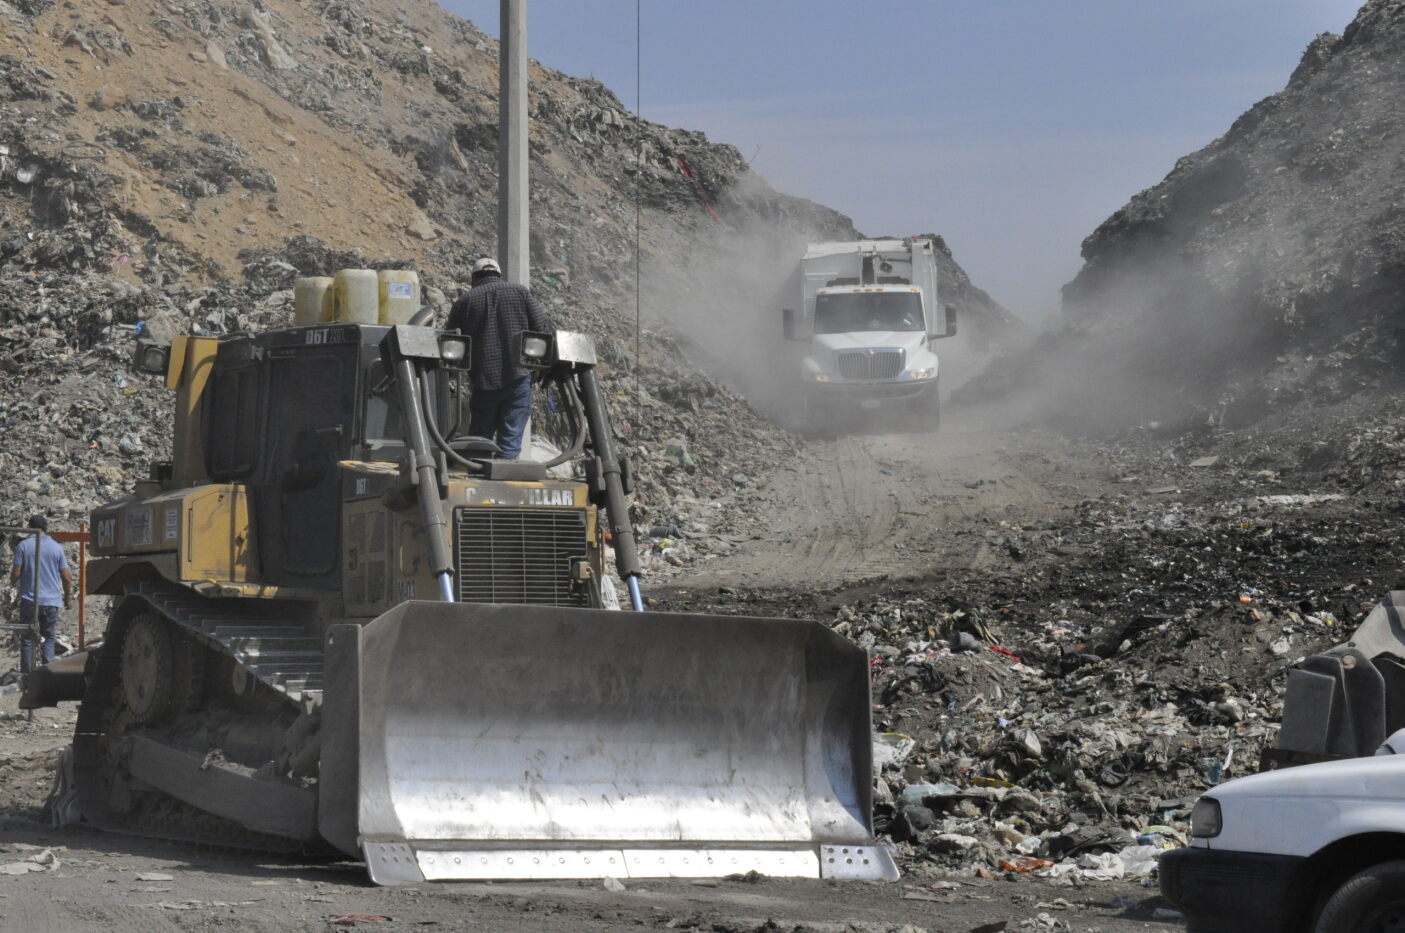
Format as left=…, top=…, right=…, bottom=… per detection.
left=0, top=0, right=1010, bottom=560
left=969, top=0, right=1405, bottom=433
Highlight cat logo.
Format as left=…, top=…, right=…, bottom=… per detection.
left=96, top=517, right=116, bottom=550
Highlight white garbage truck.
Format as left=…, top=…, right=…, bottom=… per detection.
left=782, top=238, right=956, bottom=431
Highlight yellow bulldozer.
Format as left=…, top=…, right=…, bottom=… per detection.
left=22, top=317, right=895, bottom=884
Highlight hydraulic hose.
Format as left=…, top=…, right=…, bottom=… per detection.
left=536, top=376, right=588, bottom=468
left=421, top=376, right=487, bottom=474
left=393, top=355, right=456, bottom=602
left=421, top=371, right=585, bottom=472
left=576, top=367, right=643, bottom=609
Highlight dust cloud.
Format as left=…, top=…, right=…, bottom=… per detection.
left=954, top=246, right=1294, bottom=437
left=638, top=201, right=819, bottom=431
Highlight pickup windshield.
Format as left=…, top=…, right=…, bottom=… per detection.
left=814, top=292, right=923, bottom=334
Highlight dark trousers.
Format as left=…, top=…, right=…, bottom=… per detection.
left=18, top=600, right=58, bottom=672
left=469, top=375, right=533, bottom=459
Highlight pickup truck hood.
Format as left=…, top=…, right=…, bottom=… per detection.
left=1203, top=754, right=1405, bottom=856
left=1213, top=754, right=1405, bottom=802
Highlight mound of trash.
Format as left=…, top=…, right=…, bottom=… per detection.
left=665, top=426, right=1405, bottom=885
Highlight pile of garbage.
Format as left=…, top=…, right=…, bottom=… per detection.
left=0, top=0, right=1033, bottom=611
left=804, top=437, right=1405, bottom=884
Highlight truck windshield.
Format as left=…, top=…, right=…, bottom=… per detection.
left=814, top=292, right=923, bottom=334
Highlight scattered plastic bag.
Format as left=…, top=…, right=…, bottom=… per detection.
left=872, top=733, right=915, bottom=771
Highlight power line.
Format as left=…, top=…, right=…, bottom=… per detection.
left=633, top=0, right=641, bottom=419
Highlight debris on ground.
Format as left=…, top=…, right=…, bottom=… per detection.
left=0, top=844, right=60, bottom=874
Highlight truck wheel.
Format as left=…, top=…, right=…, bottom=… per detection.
left=799, top=395, right=829, bottom=438
left=915, top=381, right=941, bottom=433
left=1315, top=860, right=1405, bottom=932
left=923, top=397, right=942, bottom=433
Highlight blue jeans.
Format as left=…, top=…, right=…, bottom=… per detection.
left=469, top=376, right=533, bottom=460
left=18, top=601, right=58, bottom=673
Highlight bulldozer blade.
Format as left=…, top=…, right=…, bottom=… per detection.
left=318, top=601, right=896, bottom=885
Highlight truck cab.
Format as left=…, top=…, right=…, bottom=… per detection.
left=783, top=238, right=955, bottom=432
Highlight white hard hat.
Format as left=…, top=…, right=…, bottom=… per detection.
left=472, top=257, right=501, bottom=276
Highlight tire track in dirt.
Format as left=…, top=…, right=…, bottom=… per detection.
left=679, top=424, right=1101, bottom=593
left=2, top=899, right=188, bottom=933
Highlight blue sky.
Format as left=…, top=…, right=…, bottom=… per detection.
left=445, top=1, right=1365, bottom=317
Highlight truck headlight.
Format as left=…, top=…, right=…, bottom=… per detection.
left=903, top=368, right=933, bottom=381
left=811, top=372, right=831, bottom=383
left=1190, top=798, right=1222, bottom=838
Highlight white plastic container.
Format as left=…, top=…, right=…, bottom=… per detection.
left=328, top=269, right=380, bottom=324
left=378, top=269, right=421, bottom=325
left=293, top=276, right=333, bottom=326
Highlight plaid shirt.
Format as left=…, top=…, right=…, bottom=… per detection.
left=446, top=277, right=553, bottom=391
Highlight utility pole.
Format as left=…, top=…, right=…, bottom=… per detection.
left=497, top=0, right=528, bottom=285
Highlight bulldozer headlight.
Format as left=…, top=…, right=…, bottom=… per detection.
left=438, top=335, right=468, bottom=363
left=135, top=342, right=170, bottom=376
left=515, top=331, right=553, bottom=371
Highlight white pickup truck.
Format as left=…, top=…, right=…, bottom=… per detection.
left=1163, top=593, right=1405, bottom=931
left=1162, top=740, right=1405, bottom=932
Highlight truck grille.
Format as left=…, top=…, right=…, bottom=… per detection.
left=835, top=348, right=904, bottom=381
left=454, top=507, right=588, bottom=606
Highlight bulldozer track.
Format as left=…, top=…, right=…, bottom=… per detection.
left=122, top=582, right=324, bottom=705
left=71, top=583, right=325, bottom=853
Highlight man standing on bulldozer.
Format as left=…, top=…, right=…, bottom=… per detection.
left=446, top=257, right=553, bottom=460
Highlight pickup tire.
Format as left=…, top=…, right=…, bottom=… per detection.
left=1314, top=860, right=1405, bottom=932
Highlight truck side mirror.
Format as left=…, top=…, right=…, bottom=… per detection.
left=782, top=308, right=807, bottom=341
left=936, top=304, right=957, bottom=339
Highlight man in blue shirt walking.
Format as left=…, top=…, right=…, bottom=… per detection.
left=10, top=515, right=72, bottom=672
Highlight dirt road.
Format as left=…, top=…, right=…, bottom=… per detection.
left=681, top=419, right=1115, bottom=592
left=3, top=694, right=1170, bottom=933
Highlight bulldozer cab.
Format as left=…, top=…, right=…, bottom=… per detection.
left=200, top=326, right=460, bottom=590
